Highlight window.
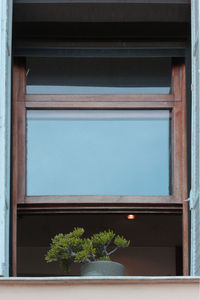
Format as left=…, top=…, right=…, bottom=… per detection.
left=27, top=109, right=171, bottom=196
left=17, top=212, right=183, bottom=277
left=26, top=57, right=172, bottom=95
left=13, top=55, right=188, bottom=276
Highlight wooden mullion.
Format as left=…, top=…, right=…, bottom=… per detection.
left=17, top=205, right=182, bottom=213
left=180, top=63, right=189, bottom=276
left=24, top=195, right=176, bottom=205
left=12, top=58, right=26, bottom=276
left=183, top=201, right=189, bottom=275
left=14, top=59, right=26, bottom=204
left=172, top=62, right=188, bottom=275
left=172, top=102, right=183, bottom=202
left=13, top=59, right=26, bottom=101
left=172, top=61, right=183, bottom=101
left=16, top=103, right=26, bottom=204
left=25, top=101, right=175, bottom=109
left=25, top=94, right=175, bottom=102
left=172, top=63, right=187, bottom=204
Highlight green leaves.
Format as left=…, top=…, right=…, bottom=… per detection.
left=75, top=239, right=95, bottom=263
left=45, top=227, right=130, bottom=273
left=45, top=228, right=85, bottom=270
left=114, top=235, right=130, bottom=248
left=91, top=230, right=115, bottom=246
left=98, top=256, right=110, bottom=261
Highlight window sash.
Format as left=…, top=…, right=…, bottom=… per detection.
left=13, top=58, right=187, bottom=206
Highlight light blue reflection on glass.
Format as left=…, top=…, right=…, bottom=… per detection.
left=26, top=86, right=171, bottom=94
left=27, top=110, right=170, bottom=196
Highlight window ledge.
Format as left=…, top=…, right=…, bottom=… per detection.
left=0, top=276, right=199, bottom=285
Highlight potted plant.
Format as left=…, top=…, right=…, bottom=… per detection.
left=45, top=227, right=130, bottom=276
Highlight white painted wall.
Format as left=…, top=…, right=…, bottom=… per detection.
left=0, top=278, right=199, bottom=300
left=191, top=0, right=200, bottom=276
left=0, top=0, right=13, bottom=276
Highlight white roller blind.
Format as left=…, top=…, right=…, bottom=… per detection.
left=0, top=0, right=13, bottom=276
left=191, top=0, right=200, bottom=276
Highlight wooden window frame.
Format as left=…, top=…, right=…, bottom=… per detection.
left=12, top=57, right=188, bottom=275
left=13, top=57, right=187, bottom=206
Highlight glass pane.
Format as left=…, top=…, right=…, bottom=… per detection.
left=27, top=110, right=171, bottom=196
left=26, top=58, right=171, bottom=94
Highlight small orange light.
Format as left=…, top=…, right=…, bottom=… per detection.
left=127, top=214, right=135, bottom=220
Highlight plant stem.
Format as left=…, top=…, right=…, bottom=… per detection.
left=107, top=246, right=119, bottom=256
left=103, top=245, right=108, bottom=256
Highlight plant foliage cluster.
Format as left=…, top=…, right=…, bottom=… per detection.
left=45, top=227, right=130, bottom=273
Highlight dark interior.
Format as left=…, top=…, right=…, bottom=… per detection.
left=17, top=213, right=182, bottom=276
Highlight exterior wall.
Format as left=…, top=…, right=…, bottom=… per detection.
left=0, top=0, right=12, bottom=277
left=191, top=0, right=200, bottom=276
left=0, top=278, right=199, bottom=300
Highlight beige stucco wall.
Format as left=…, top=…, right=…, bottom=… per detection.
left=0, top=277, right=199, bottom=300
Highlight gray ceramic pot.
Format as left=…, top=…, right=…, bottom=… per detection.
left=80, top=261, right=125, bottom=276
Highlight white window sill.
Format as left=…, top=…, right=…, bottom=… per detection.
left=0, top=276, right=199, bottom=285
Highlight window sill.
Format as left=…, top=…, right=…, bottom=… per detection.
left=0, top=276, right=199, bottom=285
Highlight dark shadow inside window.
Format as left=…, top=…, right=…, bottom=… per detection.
left=17, top=212, right=182, bottom=277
